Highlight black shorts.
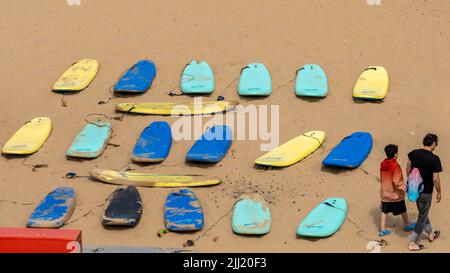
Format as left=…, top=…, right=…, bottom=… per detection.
left=381, top=200, right=407, bottom=216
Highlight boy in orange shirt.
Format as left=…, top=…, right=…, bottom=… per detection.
left=379, top=144, right=415, bottom=236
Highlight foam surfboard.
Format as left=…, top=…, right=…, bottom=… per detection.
left=27, top=187, right=77, bottom=229
left=181, top=60, right=214, bottom=94
left=295, top=64, right=328, bottom=97
left=238, top=63, right=272, bottom=96
left=296, top=197, right=347, bottom=238
left=66, top=121, right=112, bottom=159
left=52, top=59, right=99, bottom=92
left=255, top=131, right=325, bottom=167
left=186, top=125, right=232, bottom=163
left=102, top=186, right=142, bottom=227
left=2, top=117, right=52, bottom=155
left=132, top=121, right=172, bottom=163
left=89, top=169, right=222, bottom=188
left=322, top=132, right=373, bottom=168
left=115, top=100, right=238, bottom=116
left=232, top=194, right=271, bottom=235
left=164, top=189, right=204, bottom=232
left=353, top=66, right=389, bottom=100
left=114, top=60, right=156, bottom=93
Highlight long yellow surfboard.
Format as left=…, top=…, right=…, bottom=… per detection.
left=115, top=100, right=238, bottom=115
left=353, top=66, right=389, bottom=100
left=90, top=168, right=222, bottom=187
left=52, top=59, right=99, bottom=92
left=254, top=131, right=325, bottom=167
left=2, top=117, right=52, bottom=155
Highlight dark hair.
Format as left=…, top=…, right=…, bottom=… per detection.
left=423, top=134, right=438, bottom=147
left=385, top=144, right=398, bottom=159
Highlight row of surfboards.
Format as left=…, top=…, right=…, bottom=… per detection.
left=51, top=58, right=390, bottom=100
left=1, top=118, right=374, bottom=170
left=26, top=186, right=348, bottom=238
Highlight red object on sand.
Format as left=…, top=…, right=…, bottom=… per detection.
left=0, top=227, right=82, bottom=253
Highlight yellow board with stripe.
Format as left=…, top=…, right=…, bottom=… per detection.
left=2, top=117, right=52, bottom=155
left=353, top=66, right=389, bottom=100
left=90, top=169, right=222, bottom=187
left=115, top=100, right=238, bottom=115
left=255, top=131, right=325, bottom=167
left=52, top=59, right=99, bottom=92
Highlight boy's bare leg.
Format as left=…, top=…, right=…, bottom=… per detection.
left=381, top=213, right=387, bottom=231
left=401, top=213, right=410, bottom=226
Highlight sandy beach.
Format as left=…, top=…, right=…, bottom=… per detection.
left=0, top=0, right=449, bottom=252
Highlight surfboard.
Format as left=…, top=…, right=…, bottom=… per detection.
left=52, top=59, right=99, bottom=92
left=2, top=117, right=52, bottom=155
left=295, top=64, right=328, bottom=97
left=353, top=66, right=389, bottom=100
left=27, top=187, right=77, bottom=229
left=66, top=121, right=112, bottom=159
left=238, top=63, right=272, bottom=96
left=255, top=131, right=325, bottom=167
left=297, top=197, right=347, bottom=238
left=232, top=194, right=271, bottom=235
left=115, top=100, right=238, bottom=116
left=114, top=60, right=156, bottom=93
left=102, top=186, right=142, bottom=227
left=132, top=121, right=172, bottom=163
left=186, top=125, right=232, bottom=163
left=164, top=189, right=204, bottom=232
left=322, top=132, right=373, bottom=168
left=181, top=60, right=214, bottom=94
left=89, top=169, right=222, bottom=187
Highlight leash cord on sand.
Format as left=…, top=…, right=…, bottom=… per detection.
left=189, top=205, right=235, bottom=246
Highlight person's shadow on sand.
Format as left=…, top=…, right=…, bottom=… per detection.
left=369, top=207, right=418, bottom=238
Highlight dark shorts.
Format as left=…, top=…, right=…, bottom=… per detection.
left=381, top=200, right=407, bottom=216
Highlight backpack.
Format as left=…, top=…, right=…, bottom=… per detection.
left=407, top=166, right=424, bottom=202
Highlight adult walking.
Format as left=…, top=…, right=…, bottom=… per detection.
left=407, top=134, right=442, bottom=251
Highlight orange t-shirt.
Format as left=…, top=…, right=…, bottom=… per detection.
left=380, top=158, right=406, bottom=202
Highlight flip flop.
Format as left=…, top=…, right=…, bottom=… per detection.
left=408, top=243, right=424, bottom=251
left=379, top=230, right=392, bottom=237
left=428, top=230, right=440, bottom=243
left=404, top=223, right=416, bottom=232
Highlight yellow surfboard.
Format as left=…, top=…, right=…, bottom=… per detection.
left=90, top=168, right=222, bottom=187
left=254, top=131, right=325, bottom=167
left=2, top=117, right=52, bottom=155
left=115, top=100, right=238, bottom=115
left=353, top=66, right=389, bottom=100
left=52, top=59, right=99, bottom=92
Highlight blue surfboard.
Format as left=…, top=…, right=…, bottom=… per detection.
left=238, top=63, right=272, bottom=96
left=322, top=132, right=373, bottom=168
left=186, top=125, right=232, bottom=163
left=295, top=64, right=328, bottom=97
left=181, top=60, right=214, bottom=94
left=27, top=187, right=77, bottom=228
left=232, top=194, right=272, bottom=235
left=66, top=121, right=112, bottom=159
left=164, top=189, right=204, bottom=232
left=297, top=197, right=347, bottom=238
left=114, top=60, right=156, bottom=93
left=132, top=121, right=172, bottom=163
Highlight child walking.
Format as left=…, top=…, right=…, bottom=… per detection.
left=379, top=144, right=415, bottom=236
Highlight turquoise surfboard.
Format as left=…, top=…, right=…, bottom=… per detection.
left=297, top=197, right=347, bottom=238
left=181, top=60, right=214, bottom=94
left=27, top=187, right=77, bottom=228
left=295, top=64, right=328, bottom=97
left=66, top=121, right=112, bottom=159
left=238, top=63, right=272, bottom=96
left=232, top=194, right=271, bottom=235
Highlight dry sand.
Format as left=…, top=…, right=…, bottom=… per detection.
left=0, top=0, right=449, bottom=252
